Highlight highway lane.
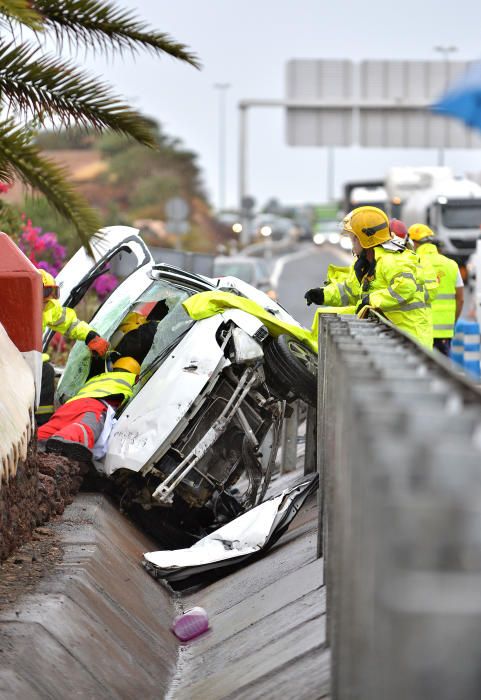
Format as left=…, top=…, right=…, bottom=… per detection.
left=274, top=243, right=352, bottom=327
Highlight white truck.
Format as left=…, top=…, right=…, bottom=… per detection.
left=386, top=167, right=481, bottom=259
left=342, top=180, right=388, bottom=216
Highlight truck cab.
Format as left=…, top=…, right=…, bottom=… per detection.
left=403, top=178, right=481, bottom=260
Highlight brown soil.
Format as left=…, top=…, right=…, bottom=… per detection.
left=0, top=443, right=88, bottom=561
left=0, top=524, right=63, bottom=611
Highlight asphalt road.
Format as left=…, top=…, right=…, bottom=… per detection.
left=273, top=242, right=352, bottom=327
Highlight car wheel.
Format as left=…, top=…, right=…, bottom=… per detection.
left=264, top=334, right=317, bottom=406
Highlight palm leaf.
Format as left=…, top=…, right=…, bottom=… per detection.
left=31, top=0, right=200, bottom=68
left=0, top=39, right=157, bottom=147
left=0, top=118, right=101, bottom=250
left=0, top=0, right=44, bottom=30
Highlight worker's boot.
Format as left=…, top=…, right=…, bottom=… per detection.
left=46, top=437, right=93, bottom=463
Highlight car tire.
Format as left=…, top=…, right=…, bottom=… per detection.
left=264, top=334, right=317, bottom=406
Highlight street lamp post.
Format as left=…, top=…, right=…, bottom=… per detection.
left=434, top=45, right=458, bottom=166
left=214, top=83, right=230, bottom=212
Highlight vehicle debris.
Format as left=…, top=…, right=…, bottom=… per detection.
left=143, top=475, right=318, bottom=581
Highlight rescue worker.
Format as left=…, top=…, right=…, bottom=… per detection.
left=389, top=218, right=412, bottom=249
left=305, top=207, right=432, bottom=348
left=408, top=224, right=464, bottom=355
left=112, top=310, right=159, bottom=363
left=390, top=217, right=440, bottom=311
left=38, top=269, right=110, bottom=425
left=37, top=356, right=140, bottom=462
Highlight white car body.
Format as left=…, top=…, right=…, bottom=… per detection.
left=50, top=227, right=312, bottom=512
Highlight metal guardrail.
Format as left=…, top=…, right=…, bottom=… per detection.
left=243, top=237, right=299, bottom=259
left=276, top=401, right=317, bottom=476
left=317, top=311, right=481, bottom=700
left=111, top=246, right=216, bottom=278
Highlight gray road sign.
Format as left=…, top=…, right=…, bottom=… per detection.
left=165, top=196, right=190, bottom=221
left=286, top=59, right=353, bottom=146
left=360, top=59, right=470, bottom=102
left=285, top=59, right=481, bottom=149
left=359, top=60, right=481, bottom=147
left=166, top=220, right=189, bottom=235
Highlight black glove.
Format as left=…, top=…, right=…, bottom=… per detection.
left=353, top=251, right=370, bottom=283
left=355, top=295, right=370, bottom=314
left=304, top=287, right=325, bottom=306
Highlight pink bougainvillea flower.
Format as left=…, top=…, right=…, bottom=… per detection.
left=92, top=273, right=118, bottom=300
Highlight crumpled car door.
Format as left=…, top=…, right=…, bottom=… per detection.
left=43, top=226, right=153, bottom=349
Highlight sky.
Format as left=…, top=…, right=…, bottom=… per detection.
left=79, top=0, right=481, bottom=210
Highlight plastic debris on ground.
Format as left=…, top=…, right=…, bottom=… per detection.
left=143, top=474, right=318, bottom=582
left=172, top=606, right=209, bottom=641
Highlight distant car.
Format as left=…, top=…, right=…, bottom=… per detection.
left=213, top=256, right=277, bottom=299
left=312, top=220, right=353, bottom=251
left=252, top=214, right=298, bottom=242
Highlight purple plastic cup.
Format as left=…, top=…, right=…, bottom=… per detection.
left=172, top=606, right=209, bottom=641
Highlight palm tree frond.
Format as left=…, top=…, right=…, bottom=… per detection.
left=0, top=118, right=100, bottom=250
left=0, top=0, right=44, bottom=30
left=32, top=0, right=200, bottom=68
left=0, top=40, right=158, bottom=147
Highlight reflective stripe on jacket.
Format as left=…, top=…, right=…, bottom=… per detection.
left=42, top=299, right=94, bottom=342
left=416, top=250, right=439, bottom=305
left=364, top=247, right=433, bottom=349
left=417, top=243, right=458, bottom=339
left=66, top=370, right=136, bottom=406
left=323, top=263, right=361, bottom=307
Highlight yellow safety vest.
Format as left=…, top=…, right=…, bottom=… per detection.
left=417, top=243, right=458, bottom=338
left=67, top=370, right=136, bottom=406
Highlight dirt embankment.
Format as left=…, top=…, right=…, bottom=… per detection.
left=0, top=444, right=87, bottom=561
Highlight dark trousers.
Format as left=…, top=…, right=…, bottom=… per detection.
left=36, top=361, right=55, bottom=426
left=433, top=337, right=451, bottom=356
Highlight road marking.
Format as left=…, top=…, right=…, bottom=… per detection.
left=271, top=244, right=352, bottom=287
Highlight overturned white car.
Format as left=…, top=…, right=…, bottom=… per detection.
left=45, top=227, right=317, bottom=541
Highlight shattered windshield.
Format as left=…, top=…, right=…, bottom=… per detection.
left=57, top=275, right=194, bottom=403
left=130, top=283, right=194, bottom=397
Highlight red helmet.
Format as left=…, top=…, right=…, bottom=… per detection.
left=389, top=218, right=408, bottom=239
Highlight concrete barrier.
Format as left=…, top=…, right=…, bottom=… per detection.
left=0, top=323, right=35, bottom=484
left=317, top=311, right=481, bottom=699
left=0, top=495, right=178, bottom=697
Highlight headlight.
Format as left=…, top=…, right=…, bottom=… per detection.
left=313, top=233, right=326, bottom=245
left=340, top=236, right=352, bottom=250
left=328, top=232, right=341, bottom=245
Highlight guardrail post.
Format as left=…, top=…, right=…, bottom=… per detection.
left=280, top=400, right=299, bottom=474
left=304, top=404, right=317, bottom=475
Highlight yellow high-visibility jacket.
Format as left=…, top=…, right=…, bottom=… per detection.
left=417, top=242, right=459, bottom=339
left=42, top=299, right=94, bottom=342
left=362, top=246, right=433, bottom=349
left=183, top=291, right=318, bottom=353
left=323, top=262, right=361, bottom=307
left=67, top=370, right=136, bottom=406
